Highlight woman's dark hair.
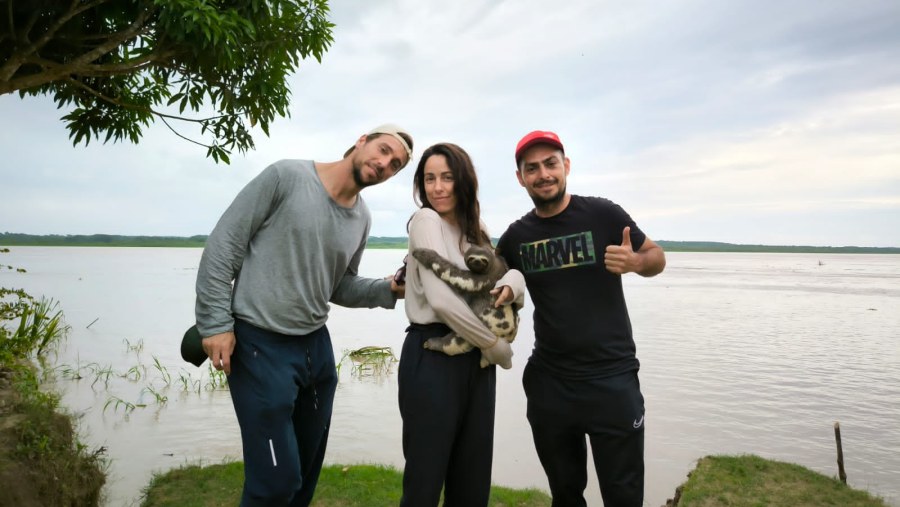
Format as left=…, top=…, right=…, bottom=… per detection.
left=411, top=143, right=490, bottom=247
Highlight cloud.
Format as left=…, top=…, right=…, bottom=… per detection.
left=570, top=86, right=900, bottom=246
left=1, top=0, right=898, bottom=246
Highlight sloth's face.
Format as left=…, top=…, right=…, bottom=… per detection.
left=465, top=253, right=491, bottom=273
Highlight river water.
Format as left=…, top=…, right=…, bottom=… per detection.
left=1, top=247, right=898, bottom=506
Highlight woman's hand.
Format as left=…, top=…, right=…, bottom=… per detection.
left=481, top=338, right=513, bottom=369
left=490, top=285, right=513, bottom=308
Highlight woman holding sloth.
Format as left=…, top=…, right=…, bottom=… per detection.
left=397, top=142, right=524, bottom=507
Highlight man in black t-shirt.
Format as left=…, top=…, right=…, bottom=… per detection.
left=497, top=130, right=666, bottom=507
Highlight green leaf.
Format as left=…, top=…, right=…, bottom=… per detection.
left=2, top=0, right=335, bottom=164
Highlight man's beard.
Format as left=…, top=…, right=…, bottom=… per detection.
left=528, top=180, right=567, bottom=212
left=352, top=160, right=375, bottom=189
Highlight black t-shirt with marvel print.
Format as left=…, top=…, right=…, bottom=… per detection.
left=497, top=195, right=646, bottom=380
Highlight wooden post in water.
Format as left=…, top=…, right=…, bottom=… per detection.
left=834, top=421, right=847, bottom=484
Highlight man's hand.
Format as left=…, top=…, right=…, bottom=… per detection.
left=490, top=285, right=514, bottom=308
left=388, top=275, right=406, bottom=299
left=604, top=226, right=641, bottom=275
left=202, top=331, right=236, bottom=375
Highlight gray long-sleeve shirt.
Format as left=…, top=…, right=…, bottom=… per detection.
left=195, top=159, right=396, bottom=337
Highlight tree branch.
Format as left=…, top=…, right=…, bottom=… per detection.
left=4, top=1, right=14, bottom=43
left=64, top=76, right=246, bottom=124
left=159, top=115, right=211, bottom=148
left=64, top=77, right=244, bottom=152
left=65, top=6, right=154, bottom=69
left=26, top=49, right=175, bottom=79
left=0, top=0, right=112, bottom=81
left=31, top=0, right=113, bottom=53
left=0, top=0, right=149, bottom=87
left=21, top=5, right=41, bottom=44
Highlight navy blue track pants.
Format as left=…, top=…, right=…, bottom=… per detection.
left=228, top=318, right=337, bottom=507
left=523, top=362, right=645, bottom=507
left=398, top=323, right=497, bottom=507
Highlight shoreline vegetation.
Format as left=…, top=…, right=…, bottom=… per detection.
left=138, top=456, right=888, bottom=507
left=2, top=233, right=899, bottom=253
left=0, top=263, right=107, bottom=505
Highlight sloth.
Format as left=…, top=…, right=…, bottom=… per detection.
left=411, top=244, right=519, bottom=367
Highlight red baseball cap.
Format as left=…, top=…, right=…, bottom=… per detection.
left=515, top=130, right=564, bottom=163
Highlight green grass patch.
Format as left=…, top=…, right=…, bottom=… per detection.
left=0, top=366, right=107, bottom=506
left=141, top=462, right=551, bottom=506
left=1, top=250, right=107, bottom=506
left=674, top=455, right=888, bottom=506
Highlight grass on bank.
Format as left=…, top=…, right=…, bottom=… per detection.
left=1, top=276, right=107, bottom=506
left=142, top=455, right=892, bottom=507
left=673, top=455, right=888, bottom=507
left=141, top=462, right=552, bottom=507
left=0, top=364, right=107, bottom=507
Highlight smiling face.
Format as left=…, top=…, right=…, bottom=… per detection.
left=350, top=133, right=410, bottom=188
left=423, top=154, right=458, bottom=222
left=516, top=143, right=570, bottom=214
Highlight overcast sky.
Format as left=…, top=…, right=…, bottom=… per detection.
left=2, top=0, right=899, bottom=247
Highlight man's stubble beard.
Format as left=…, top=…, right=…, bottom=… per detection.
left=351, top=159, right=375, bottom=189
left=529, top=181, right=567, bottom=214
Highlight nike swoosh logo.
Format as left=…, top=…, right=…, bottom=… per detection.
left=633, top=415, right=644, bottom=429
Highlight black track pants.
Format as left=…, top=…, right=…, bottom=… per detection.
left=398, top=323, right=497, bottom=507
left=229, top=319, right=337, bottom=507
left=524, top=362, right=645, bottom=507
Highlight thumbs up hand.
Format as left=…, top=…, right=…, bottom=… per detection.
left=604, top=226, right=639, bottom=274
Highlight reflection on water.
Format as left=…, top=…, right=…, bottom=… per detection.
left=1, top=247, right=898, bottom=506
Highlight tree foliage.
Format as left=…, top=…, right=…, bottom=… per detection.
left=0, top=0, right=334, bottom=163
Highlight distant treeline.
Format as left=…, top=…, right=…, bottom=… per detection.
left=0, top=233, right=208, bottom=248
left=654, top=240, right=900, bottom=254
left=1, top=233, right=898, bottom=254
left=0, top=233, right=407, bottom=249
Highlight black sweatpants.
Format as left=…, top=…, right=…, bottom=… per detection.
left=228, top=319, right=338, bottom=507
left=523, top=362, right=645, bottom=507
left=398, top=323, right=497, bottom=507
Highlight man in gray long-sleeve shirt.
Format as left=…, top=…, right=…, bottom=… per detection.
left=196, top=124, right=413, bottom=507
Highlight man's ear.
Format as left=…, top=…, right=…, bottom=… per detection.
left=516, top=169, right=526, bottom=187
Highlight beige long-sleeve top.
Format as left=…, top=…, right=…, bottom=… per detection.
left=404, top=208, right=525, bottom=368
